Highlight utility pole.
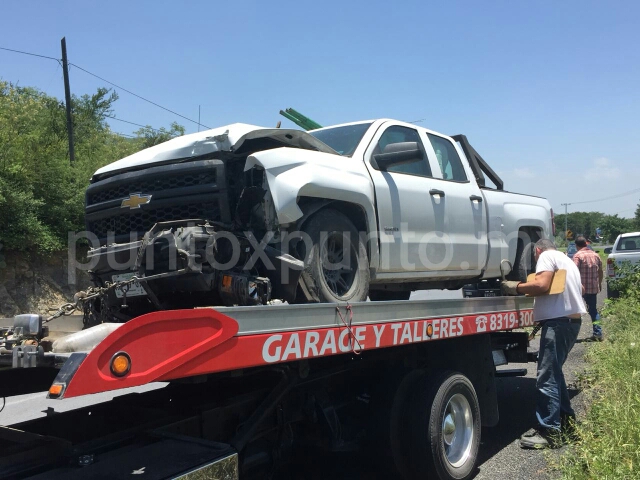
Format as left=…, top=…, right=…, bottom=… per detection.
left=561, top=203, right=571, bottom=239
left=61, top=37, right=75, bottom=163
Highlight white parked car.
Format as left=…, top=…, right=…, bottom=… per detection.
left=605, top=231, right=640, bottom=297
left=83, top=120, right=553, bottom=322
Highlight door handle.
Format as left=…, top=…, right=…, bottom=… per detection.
left=429, top=189, right=445, bottom=197
left=469, top=195, right=483, bottom=202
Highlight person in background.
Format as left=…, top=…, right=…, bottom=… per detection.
left=573, top=236, right=603, bottom=341
left=501, top=239, right=585, bottom=448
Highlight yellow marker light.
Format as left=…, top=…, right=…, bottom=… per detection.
left=426, top=324, right=434, bottom=338
left=49, top=384, right=63, bottom=397
left=110, top=352, right=131, bottom=377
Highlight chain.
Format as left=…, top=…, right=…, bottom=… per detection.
left=45, top=277, right=140, bottom=323
left=45, top=303, right=78, bottom=323
left=45, top=269, right=187, bottom=325
left=336, top=304, right=363, bottom=354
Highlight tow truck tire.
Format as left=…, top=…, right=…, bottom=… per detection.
left=368, top=368, right=418, bottom=473
left=606, top=282, right=619, bottom=299
left=392, top=371, right=481, bottom=480
left=299, top=209, right=370, bottom=303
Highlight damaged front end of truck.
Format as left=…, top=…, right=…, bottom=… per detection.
left=83, top=125, right=344, bottom=324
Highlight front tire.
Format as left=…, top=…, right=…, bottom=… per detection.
left=298, top=209, right=370, bottom=303
left=392, top=371, right=481, bottom=480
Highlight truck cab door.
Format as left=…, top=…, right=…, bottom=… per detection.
left=420, top=131, right=488, bottom=272
left=364, top=124, right=448, bottom=273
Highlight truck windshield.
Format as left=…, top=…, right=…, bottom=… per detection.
left=309, top=123, right=372, bottom=157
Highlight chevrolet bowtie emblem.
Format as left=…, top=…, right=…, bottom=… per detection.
left=121, top=193, right=152, bottom=209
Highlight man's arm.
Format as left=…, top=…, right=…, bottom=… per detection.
left=598, top=256, right=604, bottom=291
left=515, top=271, right=554, bottom=296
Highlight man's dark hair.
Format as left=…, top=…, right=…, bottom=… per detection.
left=575, top=236, right=587, bottom=248
left=535, top=238, right=556, bottom=252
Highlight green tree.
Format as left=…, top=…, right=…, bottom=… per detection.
left=634, top=201, right=640, bottom=230
left=554, top=211, right=606, bottom=240
left=600, top=214, right=634, bottom=244
left=134, top=122, right=185, bottom=149
left=0, top=81, right=184, bottom=253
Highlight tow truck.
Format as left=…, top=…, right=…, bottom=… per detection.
left=0, top=293, right=536, bottom=480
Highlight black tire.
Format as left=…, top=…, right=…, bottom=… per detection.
left=392, top=371, right=481, bottom=480
left=298, top=209, right=370, bottom=303
left=511, top=241, right=537, bottom=282
left=369, top=290, right=412, bottom=301
left=368, top=368, right=419, bottom=475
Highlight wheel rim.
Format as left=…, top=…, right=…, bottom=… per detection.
left=441, top=393, right=474, bottom=468
left=320, top=231, right=357, bottom=297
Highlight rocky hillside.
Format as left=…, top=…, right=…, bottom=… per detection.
left=0, top=250, right=90, bottom=318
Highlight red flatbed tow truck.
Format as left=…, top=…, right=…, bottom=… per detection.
left=0, top=297, right=536, bottom=480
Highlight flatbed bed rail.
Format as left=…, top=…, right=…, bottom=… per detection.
left=4, top=297, right=534, bottom=399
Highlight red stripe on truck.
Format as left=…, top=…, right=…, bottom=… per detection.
left=60, top=307, right=534, bottom=399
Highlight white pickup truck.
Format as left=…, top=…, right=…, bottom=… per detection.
left=605, top=231, right=640, bottom=297
left=83, top=120, right=553, bottom=322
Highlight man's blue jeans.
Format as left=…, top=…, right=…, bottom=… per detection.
left=583, top=293, right=602, bottom=336
left=536, top=318, right=581, bottom=431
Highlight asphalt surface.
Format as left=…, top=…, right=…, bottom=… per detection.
left=1, top=286, right=602, bottom=479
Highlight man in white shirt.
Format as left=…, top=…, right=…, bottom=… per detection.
left=502, top=238, right=585, bottom=448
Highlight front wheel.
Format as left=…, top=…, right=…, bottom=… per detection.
left=392, top=371, right=481, bottom=480
left=298, top=208, right=370, bottom=303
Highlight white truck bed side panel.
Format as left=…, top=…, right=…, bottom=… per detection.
left=481, top=190, right=552, bottom=278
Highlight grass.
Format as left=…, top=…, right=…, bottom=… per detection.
left=557, top=292, right=640, bottom=479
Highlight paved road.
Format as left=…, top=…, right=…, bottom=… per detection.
left=1, top=285, right=599, bottom=479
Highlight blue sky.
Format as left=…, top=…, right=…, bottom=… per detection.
left=1, top=0, right=639, bottom=219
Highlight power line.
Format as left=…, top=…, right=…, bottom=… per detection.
left=0, top=46, right=60, bottom=64
left=112, top=131, right=136, bottom=138
left=2, top=45, right=208, bottom=130
left=105, top=115, right=179, bottom=136
left=69, top=63, right=210, bottom=129
left=570, top=187, right=640, bottom=206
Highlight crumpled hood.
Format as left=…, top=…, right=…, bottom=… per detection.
left=93, top=123, right=337, bottom=179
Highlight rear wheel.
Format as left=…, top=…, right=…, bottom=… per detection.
left=511, top=240, right=537, bottom=282
left=392, top=371, right=481, bottom=480
left=298, top=209, right=370, bottom=303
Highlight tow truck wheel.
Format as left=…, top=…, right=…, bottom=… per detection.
left=392, top=371, right=480, bottom=480
left=298, top=209, right=370, bottom=303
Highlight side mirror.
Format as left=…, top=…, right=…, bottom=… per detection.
left=372, top=142, right=423, bottom=171
left=604, top=247, right=612, bottom=254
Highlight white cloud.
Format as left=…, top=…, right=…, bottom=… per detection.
left=584, top=157, right=620, bottom=182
